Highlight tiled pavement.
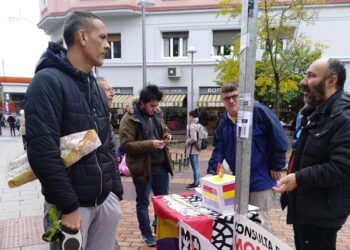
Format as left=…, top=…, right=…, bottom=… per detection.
left=0, top=127, right=350, bottom=249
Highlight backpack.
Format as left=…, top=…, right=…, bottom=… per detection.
left=195, top=123, right=208, bottom=150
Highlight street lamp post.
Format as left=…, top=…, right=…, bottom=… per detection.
left=137, top=0, right=155, bottom=88
left=187, top=46, right=197, bottom=111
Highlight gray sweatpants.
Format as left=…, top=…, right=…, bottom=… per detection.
left=44, top=192, right=122, bottom=250
left=249, top=189, right=279, bottom=232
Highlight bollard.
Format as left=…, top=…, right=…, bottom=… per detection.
left=171, top=152, right=175, bottom=170
left=179, top=157, right=182, bottom=172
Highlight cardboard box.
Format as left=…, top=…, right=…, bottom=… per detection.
left=200, top=174, right=236, bottom=215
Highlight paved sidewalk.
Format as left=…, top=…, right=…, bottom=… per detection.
left=0, top=127, right=349, bottom=249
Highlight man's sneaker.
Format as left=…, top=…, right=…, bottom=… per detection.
left=186, top=183, right=199, bottom=190
left=141, top=234, right=156, bottom=247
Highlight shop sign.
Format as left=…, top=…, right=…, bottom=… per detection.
left=200, top=87, right=221, bottom=95
left=160, top=87, right=187, bottom=95
left=112, top=87, right=133, bottom=95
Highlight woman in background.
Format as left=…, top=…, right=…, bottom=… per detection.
left=19, top=109, right=26, bottom=150
left=185, top=109, right=201, bottom=189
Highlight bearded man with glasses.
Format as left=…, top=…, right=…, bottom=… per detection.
left=206, top=82, right=288, bottom=231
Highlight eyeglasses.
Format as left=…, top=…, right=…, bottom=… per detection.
left=222, top=94, right=239, bottom=102
left=104, top=87, right=114, bottom=93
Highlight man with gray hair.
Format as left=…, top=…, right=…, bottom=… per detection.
left=96, top=76, right=123, bottom=250
left=207, top=82, right=288, bottom=231
left=96, top=77, right=114, bottom=107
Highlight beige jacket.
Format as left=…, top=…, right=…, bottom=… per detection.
left=19, top=116, right=26, bottom=135
left=185, top=118, right=200, bottom=156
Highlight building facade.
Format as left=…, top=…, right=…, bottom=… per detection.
left=0, top=77, right=30, bottom=115
left=37, top=0, right=350, bottom=133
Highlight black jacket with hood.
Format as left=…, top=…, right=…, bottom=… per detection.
left=287, top=91, right=350, bottom=227
left=25, top=42, right=123, bottom=214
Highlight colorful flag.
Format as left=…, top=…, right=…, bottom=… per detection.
left=217, top=162, right=223, bottom=178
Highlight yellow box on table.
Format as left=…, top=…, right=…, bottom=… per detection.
left=200, top=174, right=236, bottom=215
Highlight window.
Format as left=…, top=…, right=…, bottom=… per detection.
left=105, top=34, right=121, bottom=59
left=212, top=30, right=240, bottom=56
left=39, top=0, right=48, bottom=12
left=162, top=32, right=188, bottom=58
left=265, top=27, right=295, bottom=52
left=276, top=27, right=295, bottom=50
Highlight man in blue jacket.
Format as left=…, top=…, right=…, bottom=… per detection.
left=25, top=12, right=122, bottom=250
left=207, top=82, right=288, bottom=230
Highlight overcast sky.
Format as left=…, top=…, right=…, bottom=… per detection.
left=0, top=0, right=50, bottom=77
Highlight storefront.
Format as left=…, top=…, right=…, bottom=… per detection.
left=198, top=87, right=225, bottom=135
left=110, top=87, right=133, bottom=132
left=0, top=77, right=31, bottom=115
left=159, top=87, right=187, bottom=134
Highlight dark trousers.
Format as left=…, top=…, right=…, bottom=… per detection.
left=10, top=125, right=16, bottom=136
left=22, top=135, right=27, bottom=150
left=293, top=224, right=341, bottom=250
left=132, top=167, right=169, bottom=237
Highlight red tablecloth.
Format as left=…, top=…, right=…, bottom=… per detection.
left=152, top=192, right=232, bottom=250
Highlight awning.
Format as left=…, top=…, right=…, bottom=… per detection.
left=111, top=95, right=133, bottom=109
left=160, top=95, right=186, bottom=107
left=198, top=94, right=224, bottom=107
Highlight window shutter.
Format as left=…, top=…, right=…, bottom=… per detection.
left=213, top=30, right=240, bottom=46
left=162, top=32, right=189, bottom=39
left=108, top=34, right=121, bottom=42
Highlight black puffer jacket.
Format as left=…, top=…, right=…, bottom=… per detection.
left=287, top=91, right=350, bottom=227
left=25, top=42, right=123, bottom=214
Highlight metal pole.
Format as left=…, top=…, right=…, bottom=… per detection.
left=235, top=0, right=259, bottom=215
left=141, top=5, right=147, bottom=88
left=190, top=52, right=194, bottom=111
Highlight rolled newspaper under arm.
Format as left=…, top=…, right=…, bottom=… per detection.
left=7, top=129, right=101, bottom=188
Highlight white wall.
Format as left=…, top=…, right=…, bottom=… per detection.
left=100, top=9, right=239, bottom=96
left=43, top=4, right=350, bottom=98
left=298, top=4, right=350, bottom=91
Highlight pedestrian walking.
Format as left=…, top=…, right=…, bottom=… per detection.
left=7, top=115, right=16, bottom=136
left=15, top=115, right=20, bottom=132
left=185, top=109, right=201, bottom=189
left=18, top=109, right=27, bottom=150
left=96, top=76, right=123, bottom=250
